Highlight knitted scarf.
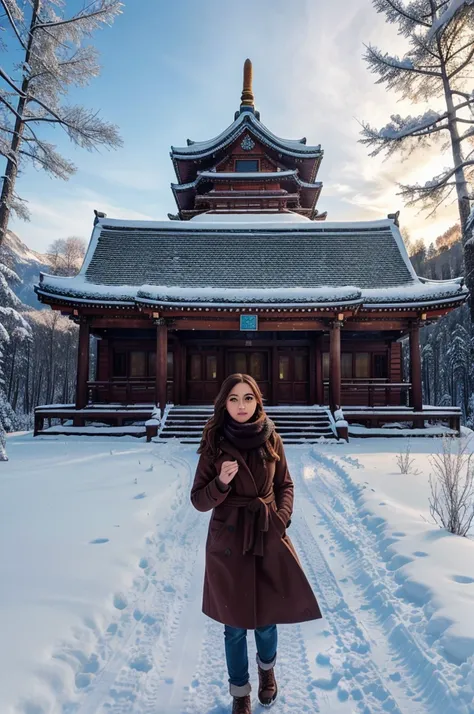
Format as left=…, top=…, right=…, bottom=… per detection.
left=223, top=411, right=275, bottom=453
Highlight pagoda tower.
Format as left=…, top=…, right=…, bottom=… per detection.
left=169, top=59, right=326, bottom=221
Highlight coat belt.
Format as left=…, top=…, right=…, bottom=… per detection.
left=225, top=491, right=276, bottom=557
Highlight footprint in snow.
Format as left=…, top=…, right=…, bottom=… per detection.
left=133, top=492, right=147, bottom=499
left=452, top=574, right=474, bottom=584
left=89, top=538, right=109, bottom=544
left=113, top=592, right=128, bottom=610
left=129, top=654, right=153, bottom=672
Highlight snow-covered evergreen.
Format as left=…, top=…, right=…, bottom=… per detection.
left=0, top=259, right=30, bottom=460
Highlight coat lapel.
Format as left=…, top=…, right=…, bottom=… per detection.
left=219, top=438, right=259, bottom=495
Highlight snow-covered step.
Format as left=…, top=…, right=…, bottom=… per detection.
left=158, top=405, right=337, bottom=442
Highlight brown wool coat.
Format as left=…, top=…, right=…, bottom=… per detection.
left=190, top=432, right=323, bottom=629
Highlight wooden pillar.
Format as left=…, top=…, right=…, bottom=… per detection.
left=75, top=318, right=90, bottom=409
left=329, top=321, right=341, bottom=412
left=409, top=321, right=423, bottom=412
left=173, top=340, right=182, bottom=405
left=272, top=343, right=279, bottom=406
left=315, top=334, right=324, bottom=405
left=309, top=339, right=316, bottom=405
left=181, top=344, right=187, bottom=405
left=155, top=319, right=168, bottom=413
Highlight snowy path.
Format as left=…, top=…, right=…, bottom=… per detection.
left=5, top=439, right=474, bottom=714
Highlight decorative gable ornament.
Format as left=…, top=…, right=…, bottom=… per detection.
left=240, top=135, right=255, bottom=151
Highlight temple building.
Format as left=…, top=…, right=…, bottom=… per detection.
left=34, top=60, right=467, bottom=438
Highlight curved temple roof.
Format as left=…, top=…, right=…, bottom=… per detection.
left=171, top=111, right=322, bottom=160
left=172, top=170, right=322, bottom=192
left=35, top=217, right=468, bottom=313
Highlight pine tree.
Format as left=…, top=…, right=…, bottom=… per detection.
left=361, top=0, right=474, bottom=313
left=0, top=0, right=123, bottom=246
left=0, top=261, right=30, bottom=460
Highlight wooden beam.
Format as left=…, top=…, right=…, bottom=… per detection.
left=171, top=318, right=327, bottom=331
left=343, top=321, right=409, bottom=331
left=90, top=318, right=153, bottom=329
left=75, top=319, right=90, bottom=409
left=258, top=320, right=326, bottom=331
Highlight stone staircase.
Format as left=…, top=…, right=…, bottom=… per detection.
left=158, top=405, right=337, bottom=444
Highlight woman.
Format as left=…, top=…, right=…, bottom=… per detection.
left=190, top=373, right=323, bottom=714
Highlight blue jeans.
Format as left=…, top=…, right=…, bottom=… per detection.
left=224, top=624, right=278, bottom=687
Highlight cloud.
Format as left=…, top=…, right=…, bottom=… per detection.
left=9, top=186, right=158, bottom=254
left=267, top=0, right=462, bottom=244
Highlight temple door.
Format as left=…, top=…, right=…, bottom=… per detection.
left=186, top=348, right=220, bottom=404
left=274, top=347, right=310, bottom=404
left=226, top=350, right=270, bottom=403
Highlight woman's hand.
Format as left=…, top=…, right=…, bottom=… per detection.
left=218, top=459, right=239, bottom=486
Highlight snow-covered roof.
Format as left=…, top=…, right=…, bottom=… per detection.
left=172, top=169, right=321, bottom=192
left=190, top=212, right=312, bottom=223
left=171, top=111, right=322, bottom=160
left=35, top=217, right=468, bottom=311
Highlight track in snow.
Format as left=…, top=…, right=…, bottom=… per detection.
left=291, top=447, right=472, bottom=714
left=56, top=444, right=473, bottom=714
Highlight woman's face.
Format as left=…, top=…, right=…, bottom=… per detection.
left=225, top=381, right=258, bottom=423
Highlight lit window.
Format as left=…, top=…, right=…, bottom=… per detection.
left=279, top=356, right=290, bottom=380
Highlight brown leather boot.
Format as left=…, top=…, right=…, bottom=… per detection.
left=230, top=682, right=251, bottom=713
left=257, top=654, right=278, bottom=707
left=232, top=694, right=251, bottom=713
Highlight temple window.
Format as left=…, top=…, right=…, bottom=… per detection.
left=130, top=351, right=146, bottom=378
left=206, top=355, right=217, bottom=380
left=373, top=353, right=388, bottom=378
left=113, top=351, right=127, bottom=377
left=355, top=353, right=370, bottom=379
left=235, top=159, right=259, bottom=172
left=279, top=355, right=290, bottom=380
left=341, top=353, right=352, bottom=379
left=190, top=354, right=202, bottom=381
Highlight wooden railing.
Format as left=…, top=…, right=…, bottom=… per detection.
left=88, top=379, right=156, bottom=404
left=324, top=379, right=411, bottom=407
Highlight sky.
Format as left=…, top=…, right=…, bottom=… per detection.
left=5, top=0, right=462, bottom=254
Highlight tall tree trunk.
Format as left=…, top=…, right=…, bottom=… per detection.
left=434, top=11, right=474, bottom=427
left=436, top=28, right=473, bottom=317
left=0, top=0, right=40, bottom=246
left=24, top=340, right=30, bottom=414
left=7, top=340, right=17, bottom=401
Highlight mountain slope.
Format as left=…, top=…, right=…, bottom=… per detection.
left=2, top=231, right=53, bottom=308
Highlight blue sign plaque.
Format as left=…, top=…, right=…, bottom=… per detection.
left=240, top=314, right=258, bottom=331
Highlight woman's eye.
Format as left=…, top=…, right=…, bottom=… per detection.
left=245, top=396, right=254, bottom=401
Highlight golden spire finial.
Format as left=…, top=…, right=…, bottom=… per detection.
left=240, top=58, right=254, bottom=108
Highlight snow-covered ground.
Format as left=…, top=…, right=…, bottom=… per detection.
left=2, top=432, right=474, bottom=714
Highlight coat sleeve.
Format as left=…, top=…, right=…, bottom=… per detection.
left=190, top=451, right=232, bottom=512
left=273, top=433, right=294, bottom=527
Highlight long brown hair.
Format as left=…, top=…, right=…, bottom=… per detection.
left=197, top=373, right=279, bottom=462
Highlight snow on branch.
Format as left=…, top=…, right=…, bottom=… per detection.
left=365, top=44, right=416, bottom=74
left=34, top=1, right=123, bottom=42
left=397, top=162, right=474, bottom=215
left=373, top=0, right=432, bottom=35
left=428, top=0, right=474, bottom=40
left=19, top=137, right=75, bottom=179
left=360, top=110, right=447, bottom=157
left=364, top=44, right=442, bottom=100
